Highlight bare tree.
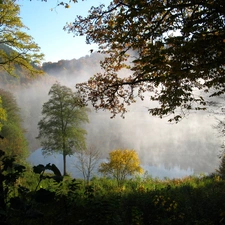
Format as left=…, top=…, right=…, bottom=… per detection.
left=75, top=145, right=101, bottom=184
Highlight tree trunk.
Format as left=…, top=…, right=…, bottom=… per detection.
left=63, top=150, right=67, bottom=176
left=62, top=138, right=67, bottom=176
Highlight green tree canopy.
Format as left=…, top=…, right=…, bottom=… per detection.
left=65, top=0, right=225, bottom=121
left=0, top=89, right=28, bottom=163
left=37, top=82, right=89, bottom=176
left=0, top=0, right=44, bottom=76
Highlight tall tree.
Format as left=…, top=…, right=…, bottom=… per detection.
left=37, top=82, right=89, bottom=176
left=0, top=0, right=44, bottom=76
left=99, top=149, right=143, bottom=187
left=65, top=0, right=225, bottom=121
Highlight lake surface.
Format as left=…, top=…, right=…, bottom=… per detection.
left=28, top=148, right=195, bottom=179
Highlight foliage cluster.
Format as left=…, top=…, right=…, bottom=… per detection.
left=0, top=96, right=7, bottom=132
left=216, top=153, right=225, bottom=179
left=0, top=89, right=28, bottom=163
left=99, top=149, right=143, bottom=187
left=65, top=0, right=225, bottom=122
left=0, top=0, right=44, bottom=76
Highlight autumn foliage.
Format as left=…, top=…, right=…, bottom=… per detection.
left=66, top=0, right=225, bottom=121
left=99, top=149, right=143, bottom=186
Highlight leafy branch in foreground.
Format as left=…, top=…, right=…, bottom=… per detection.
left=0, top=0, right=44, bottom=76
left=65, top=0, right=225, bottom=121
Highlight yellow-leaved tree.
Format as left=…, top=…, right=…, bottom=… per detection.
left=99, top=149, right=143, bottom=187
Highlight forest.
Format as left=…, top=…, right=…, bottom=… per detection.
left=1, top=0, right=225, bottom=224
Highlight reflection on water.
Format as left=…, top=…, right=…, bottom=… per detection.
left=28, top=148, right=196, bottom=179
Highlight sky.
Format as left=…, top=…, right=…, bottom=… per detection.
left=19, top=0, right=110, bottom=63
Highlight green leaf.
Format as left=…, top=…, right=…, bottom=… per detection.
left=45, top=163, right=62, bottom=177
left=33, top=164, right=45, bottom=174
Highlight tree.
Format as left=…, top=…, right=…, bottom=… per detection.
left=0, top=0, right=44, bottom=76
left=215, top=118, right=225, bottom=178
left=99, top=149, right=143, bottom=186
left=0, top=89, right=29, bottom=163
left=75, top=145, right=101, bottom=184
left=65, top=0, right=225, bottom=121
left=37, top=82, right=89, bottom=176
left=0, top=96, right=7, bottom=132
left=217, top=153, right=225, bottom=178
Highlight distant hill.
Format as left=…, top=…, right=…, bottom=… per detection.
left=41, top=52, right=104, bottom=79
left=0, top=48, right=105, bottom=88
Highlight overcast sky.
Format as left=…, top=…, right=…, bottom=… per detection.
left=19, top=0, right=110, bottom=63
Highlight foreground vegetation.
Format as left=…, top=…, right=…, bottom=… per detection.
left=1, top=152, right=225, bottom=225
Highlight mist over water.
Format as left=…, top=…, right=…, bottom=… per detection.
left=86, top=107, right=221, bottom=176
left=4, top=54, right=223, bottom=178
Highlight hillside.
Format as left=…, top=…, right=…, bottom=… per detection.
left=42, top=52, right=104, bottom=77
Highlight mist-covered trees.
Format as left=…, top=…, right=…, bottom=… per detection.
left=99, top=149, right=143, bottom=186
left=0, top=0, right=44, bottom=76
left=65, top=0, right=225, bottom=121
left=37, top=82, right=89, bottom=176
left=0, top=89, right=28, bottom=162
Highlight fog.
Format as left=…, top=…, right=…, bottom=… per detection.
left=5, top=54, right=224, bottom=178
